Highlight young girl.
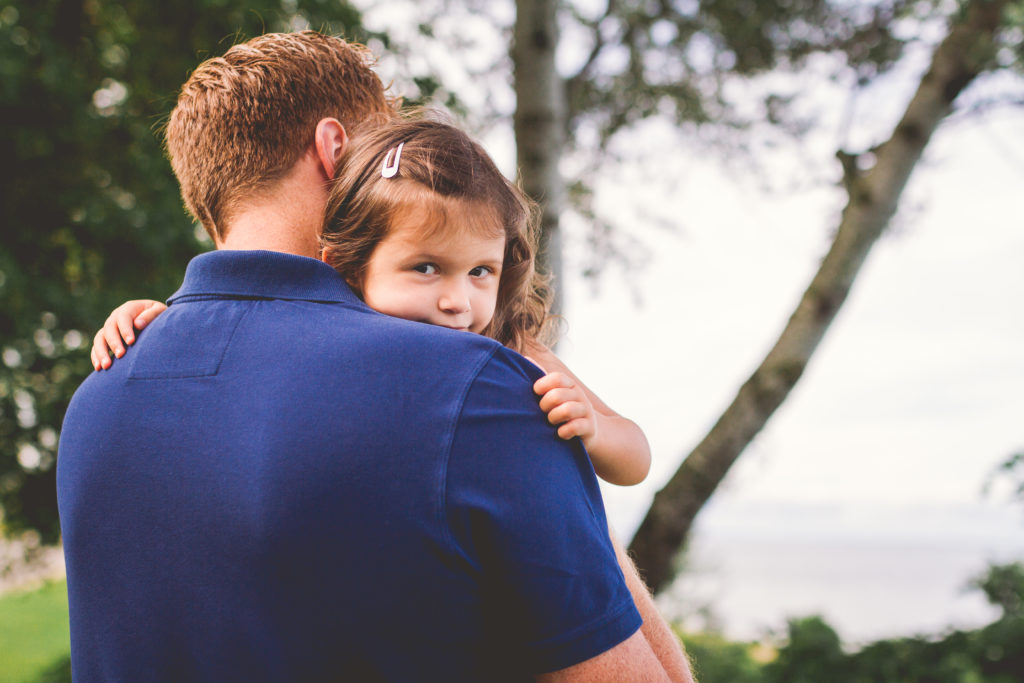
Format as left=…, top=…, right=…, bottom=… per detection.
left=91, top=117, right=651, bottom=486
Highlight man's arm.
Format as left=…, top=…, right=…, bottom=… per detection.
left=447, top=348, right=691, bottom=678
left=537, top=630, right=674, bottom=682
left=537, top=533, right=696, bottom=683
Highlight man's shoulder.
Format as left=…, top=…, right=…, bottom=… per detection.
left=467, top=342, right=545, bottom=396
left=310, top=303, right=513, bottom=369
left=450, top=342, right=569, bottom=463
left=263, top=302, right=537, bottom=403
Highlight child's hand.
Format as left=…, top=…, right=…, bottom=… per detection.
left=91, top=299, right=167, bottom=371
left=534, top=371, right=598, bottom=448
left=525, top=341, right=651, bottom=486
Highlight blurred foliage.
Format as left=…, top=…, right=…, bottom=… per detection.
left=687, top=454, right=1024, bottom=683
left=971, top=551, right=1024, bottom=618
left=565, top=0, right=1024, bottom=146
left=0, top=0, right=372, bottom=542
left=762, top=615, right=848, bottom=683
left=566, top=0, right=918, bottom=141
left=687, top=560, right=1024, bottom=683
left=682, top=629, right=767, bottom=683
left=985, top=450, right=1024, bottom=508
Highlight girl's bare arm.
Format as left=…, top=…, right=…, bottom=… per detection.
left=525, top=340, right=651, bottom=486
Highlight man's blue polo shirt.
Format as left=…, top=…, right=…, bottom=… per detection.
left=57, top=250, right=640, bottom=681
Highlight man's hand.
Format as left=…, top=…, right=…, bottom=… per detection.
left=91, top=299, right=167, bottom=370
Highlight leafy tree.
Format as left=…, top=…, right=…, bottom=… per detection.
left=682, top=630, right=766, bottom=683
left=672, top=560, right=1024, bottom=683
left=968, top=561, right=1024, bottom=681
left=762, top=616, right=851, bottom=683
left=973, top=561, right=1024, bottom=618
left=848, top=632, right=983, bottom=683
left=513, top=0, right=917, bottom=306
left=616, top=0, right=1019, bottom=591
left=0, top=0, right=370, bottom=542
left=985, top=450, right=1024, bottom=508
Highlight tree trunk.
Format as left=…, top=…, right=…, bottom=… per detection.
left=628, top=0, right=1008, bottom=594
left=513, top=0, right=566, bottom=315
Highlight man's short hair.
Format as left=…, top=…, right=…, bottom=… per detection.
left=166, top=31, right=396, bottom=240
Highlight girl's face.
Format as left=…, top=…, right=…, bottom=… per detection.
left=360, top=198, right=505, bottom=335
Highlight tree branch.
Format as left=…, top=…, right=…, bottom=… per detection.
left=628, top=0, right=1010, bottom=594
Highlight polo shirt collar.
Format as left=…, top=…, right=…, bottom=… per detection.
left=168, top=250, right=360, bottom=305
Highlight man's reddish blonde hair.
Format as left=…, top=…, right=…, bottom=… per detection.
left=166, top=31, right=396, bottom=239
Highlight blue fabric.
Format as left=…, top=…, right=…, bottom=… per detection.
left=57, top=250, right=640, bottom=682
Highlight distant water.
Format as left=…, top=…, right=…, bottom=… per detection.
left=618, top=499, right=1024, bottom=645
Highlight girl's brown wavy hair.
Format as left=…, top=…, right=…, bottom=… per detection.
left=321, top=114, right=553, bottom=352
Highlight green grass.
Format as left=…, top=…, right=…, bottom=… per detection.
left=0, top=581, right=71, bottom=683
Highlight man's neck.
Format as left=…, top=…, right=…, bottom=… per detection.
left=217, top=208, right=322, bottom=257
left=214, top=150, right=329, bottom=259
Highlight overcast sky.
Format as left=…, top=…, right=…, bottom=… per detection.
left=559, top=108, right=1024, bottom=541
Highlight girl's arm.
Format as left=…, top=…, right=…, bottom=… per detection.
left=525, top=340, right=651, bottom=486
left=91, top=299, right=167, bottom=370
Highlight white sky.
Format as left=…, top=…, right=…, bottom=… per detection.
left=561, top=109, right=1024, bottom=535
left=559, top=108, right=1024, bottom=640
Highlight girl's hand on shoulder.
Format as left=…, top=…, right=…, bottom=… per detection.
left=533, top=371, right=598, bottom=449
left=91, top=299, right=167, bottom=371
left=523, top=339, right=651, bottom=486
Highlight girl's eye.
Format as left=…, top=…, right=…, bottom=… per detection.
left=469, top=266, right=494, bottom=278
left=413, top=263, right=438, bottom=275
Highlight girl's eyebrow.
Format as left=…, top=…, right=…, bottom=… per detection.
left=401, top=250, right=444, bottom=263
left=402, top=249, right=502, bottom=264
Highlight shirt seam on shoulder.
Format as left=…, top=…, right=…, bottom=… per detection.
left=211, top=302, right=252, bottom=374
left=125, top=303, right=252, bottom=381
left=436, top=343, right=501, bottom=557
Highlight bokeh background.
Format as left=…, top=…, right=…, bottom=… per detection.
left=2, top=0, right=1023, bottom=681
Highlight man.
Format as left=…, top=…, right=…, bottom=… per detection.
left=57, top=31, right=693, bottom=681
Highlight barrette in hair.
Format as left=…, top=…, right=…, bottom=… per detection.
left=381, top=142, right=404, bottom=178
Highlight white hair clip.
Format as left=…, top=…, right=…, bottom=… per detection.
left=381, top=142, right=404, bottom=178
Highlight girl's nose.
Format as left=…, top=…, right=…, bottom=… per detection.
left=438, top=284, right=470, bottom=314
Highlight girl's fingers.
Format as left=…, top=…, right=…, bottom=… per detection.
left=92, top=330, right=113, bottom=370
left=546, top=401, right=588, bottom=426
left=93, top=329, right=108, bottom=359
left=102, top=318, right=125, bottom=358
left=115, top=312, right=135, bottom=346
left=538, top=387, right=586, bottom=414
left=533, top=371, right=573, bottom=395
left=135, top=302, right=167, bottom=329
left=557, top=422, right=580, bottom=440
left=557, top=418, right=594, bottom=441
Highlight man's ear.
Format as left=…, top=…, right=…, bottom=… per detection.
left=314, top=118, right=349, bottom=180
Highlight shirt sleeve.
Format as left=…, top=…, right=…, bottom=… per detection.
left=444, top=347, right=642, bottom=674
